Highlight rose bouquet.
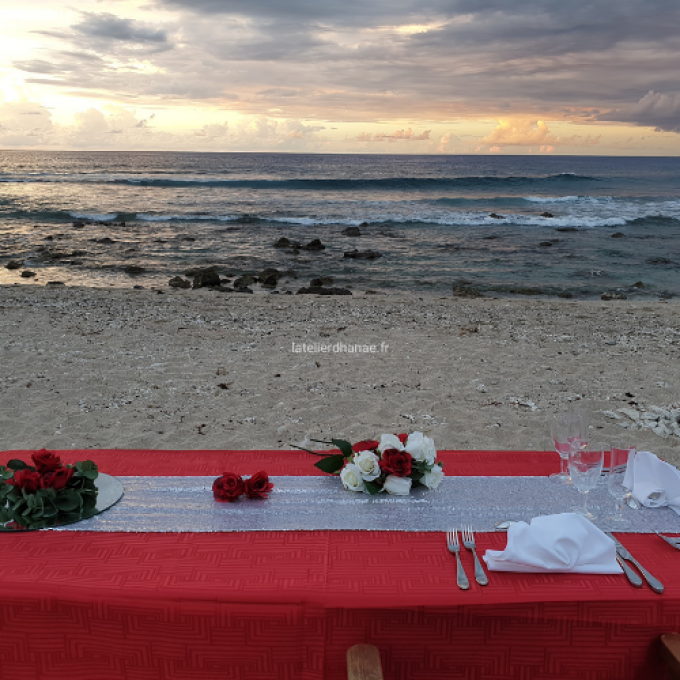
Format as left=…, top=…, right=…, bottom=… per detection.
left=304, top=432, right=444, bottom=496
left=1, top=449, right=99, bottom=530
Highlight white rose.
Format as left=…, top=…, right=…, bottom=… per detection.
left=377, top=434, right=404, bottom=454
left=404, top=431, right=437, bottom=465
left=353, top=451, right=381, bottom=481
left=383, top=474, right=412, bottom=496
left=340, top=464, right=366, bottom=492
left=422, top=464, right=444, bottom=490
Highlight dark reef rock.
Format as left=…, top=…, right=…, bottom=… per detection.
left=540, top=212, right=554, bottom=218
left=601, top=291, right=627, bottom=300
left=344, top=249, right=382, bottom=260
left=169, top=276, right=191, bottom=289
left=192, top=270, right=221, bottom=288
left=21, top=270, right=36, bottom=278
left=5, top=260, right=23, bottom=270
left=489, top=213, right=504, bottom=219
left=611, top=232, right=625, bottom=238
left=342, top=227, right=361, bottom=236
left=124, top=265, right=145, bottom=275
left=303, top=238, right=325, bottom=251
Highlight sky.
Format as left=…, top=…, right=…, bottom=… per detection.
left=1, top=0, right=680, bottom=154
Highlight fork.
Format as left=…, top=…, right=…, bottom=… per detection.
left=446, top=529, right=470, bottom=590
left=462, top=527, right=489, bottom=586
left=658, top=533, right=680, bottom=550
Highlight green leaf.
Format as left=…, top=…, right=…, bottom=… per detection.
left=364, top=480, right=382, bottom=495
left=75, top=460, right=99, bottom=481
left=410, top=470, right=424, bottom=482
left=7, top=459, right=30, bottom=471
left=1, top=466, right=13, bottom=480
left=54, top=489, right=82, bottom=512
left=314, top=454, right=346, bottom=475
left=330, top=439, right=354, bottom=459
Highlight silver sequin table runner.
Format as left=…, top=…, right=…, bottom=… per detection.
left=58, top=475, right=680, bottom=533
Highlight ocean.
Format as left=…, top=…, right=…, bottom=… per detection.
left=1, top=151, right=679, bottom=298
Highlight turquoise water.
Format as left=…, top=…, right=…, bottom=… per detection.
left=1, top=151, right=679, bottom=297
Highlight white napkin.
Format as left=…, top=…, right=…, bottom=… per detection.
left=483, top=513, right=622, bottom=574
left=622, top=450, right=680, bottom=515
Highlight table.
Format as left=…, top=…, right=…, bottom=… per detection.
left=1, top=449, right=679, bottom=680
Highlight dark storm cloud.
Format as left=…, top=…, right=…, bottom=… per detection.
left=72, top=12, right=169, bottom=45
left=598, top=91, right=680, bottom=132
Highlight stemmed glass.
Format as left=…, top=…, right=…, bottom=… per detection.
left=568, top=443, right=604, bottom=520
left=550, top=408, right=587, bottom=484
left=605, top=443, right=635, bottom=530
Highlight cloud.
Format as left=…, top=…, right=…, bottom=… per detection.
left=437, top=131, right=461, bottom=152
left=597, top=91, right=680, bottom=132
left=72, top=12, right=169, bottom=46
left=481, top=119, right=600, bottom=147
left=351, top=127, right=430, bottom=142
left=0, top=102, right=54, bottom=146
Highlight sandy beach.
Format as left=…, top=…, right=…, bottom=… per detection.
left=0, top=284, right=678, bottom=466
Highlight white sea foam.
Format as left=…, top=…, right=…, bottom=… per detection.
left=70, top=212, right=118, bottom=221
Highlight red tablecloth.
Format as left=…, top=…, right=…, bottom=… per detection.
left=1, top=449, right=678, bottom=680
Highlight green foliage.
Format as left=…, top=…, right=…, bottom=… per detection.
left=314, top=454, right=346, bottom=475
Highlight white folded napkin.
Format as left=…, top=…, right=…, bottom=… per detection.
left=622, top=450, right=680, bottom=515
left=483, top=513, right=622, bottom=574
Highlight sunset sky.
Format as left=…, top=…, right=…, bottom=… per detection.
left=1, top=0, right=680, bottom=154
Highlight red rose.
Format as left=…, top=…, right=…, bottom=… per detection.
left=212, top=473, right=245, bottom=503
left=9, top=469, right=42, bottom=494
left=244, top=471, right=274, bottom=499
left=379, top=448, right=413, bottom=477
left=31, top=449, right=62, bottom=474
left=397, top=433, right=409, bottom=444
left=352, top=440, right=379, bottom=453
left=40, top=467, right=75, bottom=491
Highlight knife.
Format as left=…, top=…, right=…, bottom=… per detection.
left=615, top=555, right=643, bottom=588
left=608, top=534, right=664, bottom=594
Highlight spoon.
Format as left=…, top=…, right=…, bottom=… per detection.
left=494, top=520, right=520, bottom=531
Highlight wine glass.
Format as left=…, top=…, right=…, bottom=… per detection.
left=605, top=443, right=635, bottom=530
left=567, top=406, right=588, bottom=453
left=568, top=443, right=604, bottom=520
left=550, top=414, right=573, bottom=483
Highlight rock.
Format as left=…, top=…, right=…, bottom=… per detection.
left=557, top=291, right=573, bottom=299
left=192, top=270, right=222, bottom=288
left=611, top=232, right=625, bottom=238
left=133, top=285, right=144, bottom=290
left=233, top=274, right=256, bottom=289
left=185, top=266, right=220, bottom=278
left=342, top=227, right=361, bottom=236
left=360, top=222, right=369, bottom=227
left=124, top=265, right=145, bottom=275
left=282, top=269, right=298, bottom=279
left=632, top=281, right=645, bottom=288
left=603, top=411, right=622, bottom=419
left=72, top=221, right=85, bottom=228
left=539, top=241, right=553, bottom=247
left=647, top=257, right=672, bottom=265
left=640, top=411, right=659, bottom=421
left=169, top=276, right=191, bottom=289
left=297, top=286, right=352, bottom=295
left=46, top=281, right=64, bottom=286
left=618, top=408, right=640, bottom=421
left=601, top=291, right=627, bottom=300
left=310, top=277, right=334, bottom=287
left=21, top=270, right=36, bottom=278
left=96, top=237, right=116, bottom=244
left=653, top=423, right=671, bottom=438
left=257, top=268, right=282, bottom=287
left=483, top=235, right=499, bottom=240
left=452, top=284, right=485, bottom=298
left=540, top=212, right=554, bottom=218
left=303, top=238, right=325, bottom=251
left=555, top=227, right=578, bottom=232
left=489, top=213, right=504, bottom=219
left=5, top=260, right=23, bottom=270
left=180, top=236, right=196, bottom=242
left=274, top=237, right=295, bottom=248
left=344, top=249, right=382, bottom=260
left=44, top=236, right=54, bottom=241
left=232, top=287, right=254, bottom=294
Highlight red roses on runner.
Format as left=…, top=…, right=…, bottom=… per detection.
left=212, top=471, right=273, bottom=503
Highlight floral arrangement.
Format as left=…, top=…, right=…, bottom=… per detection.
left=213, top=471, right=274, bottom=503
left=1, top=449, right=99, bottom=530
left=306, top=432, right=444, bottom=496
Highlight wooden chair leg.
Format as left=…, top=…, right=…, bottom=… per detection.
left=347, top=644, right=384, bottom=680
left=661, top=634, right=680, bottom=679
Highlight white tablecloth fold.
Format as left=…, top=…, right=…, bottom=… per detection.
left=483, top=513, right=623, bottom=573
left=622, top=450, right=680, bottom=515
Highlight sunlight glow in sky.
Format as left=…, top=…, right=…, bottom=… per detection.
left=1, top=0, right=679, bottom=154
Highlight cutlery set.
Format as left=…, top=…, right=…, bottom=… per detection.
left=446, top=529, right=679, bottom=593
left=446, top=528, right=488, bottom=589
